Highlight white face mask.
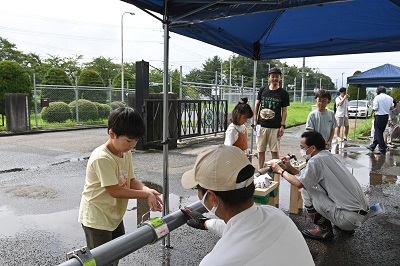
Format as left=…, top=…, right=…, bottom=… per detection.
left=200, top=190, right=218, bottom=216
left=300, top=146, right=312, bottom=160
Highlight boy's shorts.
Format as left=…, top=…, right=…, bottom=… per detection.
left=336, top=117, right=349, bottom=127
left=82, top=221, right=125, bottom=249
left=256, top=127, right=280, bottom=153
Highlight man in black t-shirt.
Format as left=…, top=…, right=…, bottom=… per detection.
left=253, top=67, right=290, bottom=170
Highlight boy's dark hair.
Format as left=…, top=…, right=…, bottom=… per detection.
left=315, top=89, right=331, bottom=101
left=198, top=164, right=255, bottom=208
left=230, top=97, right=254, bottom=125
left=301, top=131, right=325, bottom=151
left=339, top=87, right=346, bottom=93
left=108, top=107, right=145, bottom=139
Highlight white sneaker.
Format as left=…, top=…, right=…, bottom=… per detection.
left=337, top=137, right=343, bottom=142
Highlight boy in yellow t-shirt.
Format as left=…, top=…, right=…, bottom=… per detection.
left=78, top=107, right=163, bottom=264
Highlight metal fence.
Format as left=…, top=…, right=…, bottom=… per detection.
left=31, top=84, right=131, bottom=129
left=27, top=80, right=323, bottom=132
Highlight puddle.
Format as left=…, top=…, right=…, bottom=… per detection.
left=0, top=192, right=197, bottom=241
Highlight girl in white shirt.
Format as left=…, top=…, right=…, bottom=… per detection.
left=224, top=98, right=253, bottom=158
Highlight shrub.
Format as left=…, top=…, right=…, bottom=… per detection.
left=95, top=102, right=111, bottom=119
left=0, top=60, right=32, bottom=115
left=41, top=102, right=71, bottom=123
left=69, top=99, right=98, bottom=121
left=110, top=101, right=126, bottom=110
left=41, top=67, right=75, bottom=102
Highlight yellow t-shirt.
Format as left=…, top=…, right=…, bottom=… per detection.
left=78, top=144, right=134, bottom=231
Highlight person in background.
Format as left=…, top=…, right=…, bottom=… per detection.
left=253, top=67, right=290, bottom=170
left=224, top=97, right=253, bottom=159
left=306, top=89, right=337, bottom=150
left=367, top=86, right=394, bottom=154
left=335, top=87, right=350, bottom=142
left=78, top=107, right=163, bottom=266
left=181, top=145, right=314, bottom=265
left=386, top=100, right=399, bottom=149
left=270, top=131, right=369, bottom=241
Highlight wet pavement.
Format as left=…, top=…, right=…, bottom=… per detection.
left=0, top=126, right=399, bottom=265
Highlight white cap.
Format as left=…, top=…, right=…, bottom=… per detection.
left=181, top=145, right=254, bottom=191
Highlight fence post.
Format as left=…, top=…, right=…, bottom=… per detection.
left=74, top=77, right=79, bottom=124
left=108, top=79, right=112, bottom=112
left=33, top=73, right=39, bottom=129
left=179, top=66, right=182, bottom=99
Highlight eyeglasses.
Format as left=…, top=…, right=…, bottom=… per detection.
left=317, top=99, right=329, bottom=103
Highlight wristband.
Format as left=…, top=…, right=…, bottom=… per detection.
left=281, top=124, right=286, bottom=129
left=280, top=170, right=286, bottom=177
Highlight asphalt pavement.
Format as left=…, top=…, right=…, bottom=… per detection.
left=0, top=126, right=399, bottom=266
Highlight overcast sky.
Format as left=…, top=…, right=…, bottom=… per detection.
left=1, top=0, right=400, bottom=87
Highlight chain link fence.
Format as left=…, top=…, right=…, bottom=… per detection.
left=28, top=71, right=325, bottom=130
left=31, top=84, right=133, bottom=129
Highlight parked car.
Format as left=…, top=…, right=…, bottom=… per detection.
left=348, top=100, right=373, bottom=118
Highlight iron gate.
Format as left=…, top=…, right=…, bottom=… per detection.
left=143, top=99, right=228, bottom=145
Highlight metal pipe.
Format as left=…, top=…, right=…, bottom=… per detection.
left=59, top=201, right=206, bottom=266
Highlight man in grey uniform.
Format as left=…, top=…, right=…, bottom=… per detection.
left=270, top=131, right=369, bottom=240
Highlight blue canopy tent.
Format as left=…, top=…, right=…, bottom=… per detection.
left=121, top=0, right=400, bottom=246
left=126, top=0, right=400, bottom=60
left=347, top=64, right=400, bottom=88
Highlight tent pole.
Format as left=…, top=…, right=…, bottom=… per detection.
left=250, top=60, right=257, bottom=154
left=354, top=86, right=360, bottom=140
left=162, top=6, right=170, bottom=247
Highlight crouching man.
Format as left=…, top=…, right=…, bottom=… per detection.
left=181, top=144, right=314, bottom=265
left=270, top=131, right=369, bottom=240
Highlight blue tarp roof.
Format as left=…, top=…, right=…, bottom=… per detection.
left=123, top=0, right=400, bottom=60
left=347, top=64, right=400, bottom=87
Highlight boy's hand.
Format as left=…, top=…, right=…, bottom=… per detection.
left=147, top=192, right=163, bottom=212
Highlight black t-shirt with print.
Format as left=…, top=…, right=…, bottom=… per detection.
left=257, top=87, right=290, bottom=128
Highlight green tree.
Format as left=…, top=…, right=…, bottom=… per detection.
left=0, top=60, right=32, bottom=115
left=112, top=72, right=135, bottom=90
left=41, top=67, right=75, bottom=102
left=84, top=56, right=119, bottom=85
left=0, top=37, right=24, bottom=63
left=202, top=56, right=223, bottom=84
left=149, top=68, right=163, bottom=93
left=78, top=69, right=107, bottom=103
left=44, top=54, right=83, bottom=82
left=112, top=72, right=135, bottom=101
left=391, top=87, right=400, bottom=102
left=347, top=71, right=366, bottom=100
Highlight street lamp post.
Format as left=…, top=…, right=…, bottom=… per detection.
left=267, top=63, right=271, bottom=85
left=121, top=12, right=135, bottom=103
left=341, top=72, right=345, bottom=88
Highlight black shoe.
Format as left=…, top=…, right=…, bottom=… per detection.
left=366, top=146, right=374, bottom=152
left=377, top=151, right=386, bottom=155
